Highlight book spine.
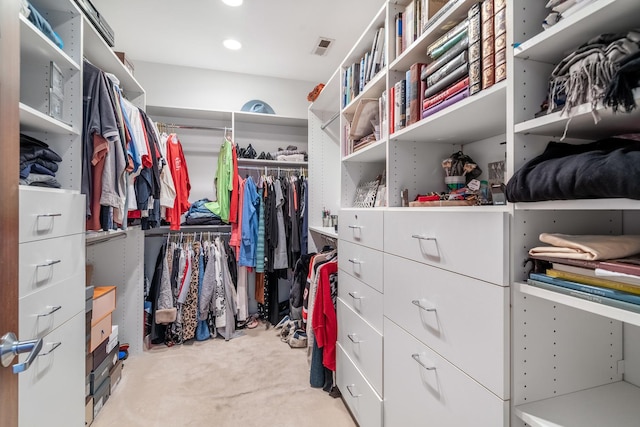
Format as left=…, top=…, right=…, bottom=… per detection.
left=426, top=51, right=468, bottom=87
left=494, top=1, right=507, bottom=83
left=389, top=86, right=395, bottom=134
left=423, top=77, right=470, bottom=109
left=547, top=269, right=640, bottom=296
left=530, top=273, right=640, bottom=306
left=408, top=63, right=426, bottom=126
left=423, top=36, right=469, bottom=79
left=468, top=2, right=482, bottom=95
left=394, top=80, right=406, bottom=130
left=422, top=88, right=469, bottom=119
left=527, top=279, right=640, bottom=314
left=405, top=69, right=411, bottom=126
left=427, top=18, right=469, bottom=56
left=481, top=0, right=495, bottom=90
left=424, top=62, right=468, bottom=99
left=396, top=13, right=403, bottom=58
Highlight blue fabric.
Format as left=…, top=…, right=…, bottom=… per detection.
left=196, top=247, right=210, bottom=341
left=310, top=339, right=325, bottom=388
left=27, top=3, right=64, bottom=49
left=255, top=195, right=265, bottom=273
left=239, top=177, right=260, bottom=267
left=300, top=180, right=308, bottom=256
left=117, top=87, right=141, bottom=174
left=20, top=163, right=56, bottom=179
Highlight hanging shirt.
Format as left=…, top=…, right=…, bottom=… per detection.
left=205, top=137, right=234, bottom=222
left=165, top=134, right=191, bottom=230
left=312, top=260, right=338, bottom=371
left=239, top=176, right=260, bottom=267
left=273, top=179, right=288, bottom=269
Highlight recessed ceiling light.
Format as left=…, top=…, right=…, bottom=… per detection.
left=223, top=39, right=242, bottom=50
left=222, top=0, right=243, bottom=6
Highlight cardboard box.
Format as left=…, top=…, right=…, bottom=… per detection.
left=92, top=377, right=111, bottom=419
left=92, top=286, right=116, bottom=326
left=114, top=51, right=135, bottom=75
left=107, top=325, right=118, bottom=353
left=110, top=359, right=123, bottom=394
left=92, top=338, right=108, bottom=372
left=90, top=353, right=112, bottom=395
left=85, top=396, right=93, bottom=426
left=89, top=312, right=111, bottom=352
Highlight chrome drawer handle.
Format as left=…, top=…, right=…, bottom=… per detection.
left=39, top=342, right=62, bottom=357
left=348, top=225, right=362, bottom=229
left=348, top=259, right=362, bottom=264
left=348, top=292, right=363, bottom=300
left=38, top=305, right=62, bottom=317
left=412, top=353, right=436, bottom=371
left=36, top=259, right=61, bottom=268
left=412, top=299, right=436, bottom=312
left=412, top=235, right=436, bottom=241
left=37, top=213, right=62, bottom=218
left=347, top=333, right=362, bottom=344
left=346, top=384, right=362, bottom=398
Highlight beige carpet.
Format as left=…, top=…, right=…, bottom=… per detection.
left=91, top=324, right=356, bottom=427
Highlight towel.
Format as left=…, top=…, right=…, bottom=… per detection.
left=529, top=233, right=640, bottom=260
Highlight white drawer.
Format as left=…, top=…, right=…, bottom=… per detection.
left=337, top=299, right=383, bottom=396
left=339, top=208, right=383, bottom=250
left=383, top=210, right=508, bottom=285
left=337, top=344, right=382, bottom=427
left=19, top=233, right=85, bottom=297
left=19, top=311, right=85, bottom=427
left=384, top=318, right=508, bottom=427
left=20, top=271, right=84, bottom=340
left=384, top=253, right=509, bottom=399
left=338, top=271, right=383, bottom=333
left=339, top=240, right=383, bottom=293
left=19, top=187, right=85, bottom=242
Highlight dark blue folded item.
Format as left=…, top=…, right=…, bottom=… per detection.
left=20, top=144, right=63, bottom=164
left=26, top=3, right=64, bottom=49
left=19, top=173, right=61, bottom=188
left=20, top=158, right=59, bottom=174
left=505, top=137, right=640, bottom=202
left=20, top=163, right=56, bottom=179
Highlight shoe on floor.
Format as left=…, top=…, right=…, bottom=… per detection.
left=288, top=329, right=307, bottom=348
left=274, top=315, right=290, bottom=330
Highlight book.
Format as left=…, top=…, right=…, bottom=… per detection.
left=468, top=2, right=482, bottom=95
left=480, top=0, right=495, bottom=90
left=546, top=268, right=640, bottom=296
left=494, top=2, right=506, bottom=83
left=422, top=36, right=469, bottom=79
left=430, top=28, right=469, bottom=60
left=408, top=62, right=427, bottom=126
left=372, top=27, right=385, bottom=77
left=394, top=79, right=406, bottom=131
left=427, top=19, right=469, bottom=57
left=422, top=88, right=469, bottom=119
left=423, top=77, right=469, bottom=109
left=426, top=51, right=468, bottom=87
left=551, top=262, right=640, bottom=285
left=389, top=86, right=395, bottom=134
left=529, top=273, right=640, bottom=306
left=528, top=254, right=602, bottom=270
left=424, top=62, right=468, bottom=98
left=600, top=257, right=640, bottom=276
left=403, top=1, right=415, bottom=54
left=395, top=12, right=403, bottom=58
left=527, top=278, right=640, bottom=314
left=405, top=69, right=411, bottom=127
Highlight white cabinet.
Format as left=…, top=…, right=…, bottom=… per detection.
left=337, top=345, right=383, bottom=427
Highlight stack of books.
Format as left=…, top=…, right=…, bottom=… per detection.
left=528, top=255, right=640, bottom=314
left=420, top=17, right=470, bottom=119
left=343, top=26, right=386, bottom=108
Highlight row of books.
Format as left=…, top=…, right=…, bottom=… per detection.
left=389, top=0, right=506, bottom=134
left=394, top=0, right=449, bottom=59
left=528, top=254, right=640, bottom=314
left=342, top=26, right=386, bottom=109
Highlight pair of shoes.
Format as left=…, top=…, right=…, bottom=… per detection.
left=288, top=329, right=307, bottom=348
left=274, top=315, right=290, bottom=330
left=246, top=318, right=259, bottom=329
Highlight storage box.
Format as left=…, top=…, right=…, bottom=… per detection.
left=92, top=377, right=110, bottom=419
left=92, top=286, right=116, bottom=325
left=92, top=338, right=108, bottom=372
left=107, top=325, right=118, bottom=354
left=90, top=352, right=112, bottom=395
left=110, top=359, right=123, bottom=393
left=114, top=51, right=135, bottom=75
left=90, top=312, right=111, bottom=352
left=85, top=396, right=93, bottom=426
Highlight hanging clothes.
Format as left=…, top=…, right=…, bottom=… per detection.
left=205, top=137, right=234, bottom=222
left=165, top=134, right=191, bottom=230
left=273, top=178, right=288, bottom=269
left=239, top=176, right=259, bottom=267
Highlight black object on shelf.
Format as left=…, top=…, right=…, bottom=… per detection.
left=73, top=0, right=115, bottom=47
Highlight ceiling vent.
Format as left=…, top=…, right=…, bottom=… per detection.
left=312, top=37, right=334, bottom=56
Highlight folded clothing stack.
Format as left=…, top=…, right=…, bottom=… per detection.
left=21, top=0, right=64, bottom=49
left=542, top=0, right=597, bottom=30
left=269, top=145, right=307, bottom=162
left=182, top=198, right=223, bottom=226
left=19, top=134, right=62, bottom=188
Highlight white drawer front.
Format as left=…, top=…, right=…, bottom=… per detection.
left=338, top=271, right=383, bottom=333
left=337, top=299, right=383, bottom=396
left=339, top=240, right=383, bottom=293
left=337, top=344, right=382, bottom=427
left=339, top=208, right=383, bottom=250
left=384, top=318, right=508, bottom=427
left=20, top=272, right=84, bottom=340
left=383, top=210, right=508, bottom=285
left=19, top=311, right=85, bottom=427
left=384, top=254, right=509, bottom=399
left=19, top=187, right=85, bottom=242
left=19, top=233, right=85, bottom=297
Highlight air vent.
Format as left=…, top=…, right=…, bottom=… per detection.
left=312, top=37, right=334, bottom=56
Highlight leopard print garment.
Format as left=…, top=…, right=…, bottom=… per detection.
left=182, top=242, right=200, bottom=341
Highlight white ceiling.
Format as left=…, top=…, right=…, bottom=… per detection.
left=91, top=0, right=385, bottom=84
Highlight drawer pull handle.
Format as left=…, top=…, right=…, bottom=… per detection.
left=346, top=384, right=362, bottom=398
left=412, top=353, right=436, bottom=371
left=412, top=234, right=436, bottom=241
left=39, top=342, right=62, bottom=357
left=348, top=259, right=362, bottom=265
left=36, top=259, right=61, bottom=268
left=37, top=305, right=62, bottom=317
left=347, top=333, right=362, bottom=344
left=348, top=225, right=362, bottom=229
left=37, top=213, right=62, bottom=218
left=412, top=299, right=436, bottom=312
left=348, top=292, right=363, bottom=300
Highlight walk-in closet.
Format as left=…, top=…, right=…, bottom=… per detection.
left=3, top=0, right=640, bottom=426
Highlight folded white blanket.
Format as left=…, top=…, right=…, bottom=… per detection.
left=529, top=233, right=640, bottom=260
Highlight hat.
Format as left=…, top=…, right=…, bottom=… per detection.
left=241, top=99, right=275, bottom=115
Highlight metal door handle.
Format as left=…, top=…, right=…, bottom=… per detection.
left=37, top=213, right=61, bottom=218
left=348, top=225, right=362, bottom=229
left=348, top=259, right=362, bottom=264
left=348, top=292, right=363, bottom=300
left=37, top=305, right=62, bottom=317
left=0, top=332, right=43, bottom=373
left=412, top=235, right=436, bottom=241
left=412, top=299, right=436, bottom=312
left=346, top=384, right=362, bottom=397
left=347, top=333, right=362, bottom=344
left=412, top=353, right=436, bottom=371
left=36, top=259, right=61, bottom=268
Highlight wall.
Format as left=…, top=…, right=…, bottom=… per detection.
left=135, top=60, right=316, bottom=118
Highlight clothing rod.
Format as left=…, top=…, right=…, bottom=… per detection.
left=320, top=112, right=340, bottom=130
left=237, top=165, right=307, bottom=171
left=159, top=123, right=231, bottom=132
